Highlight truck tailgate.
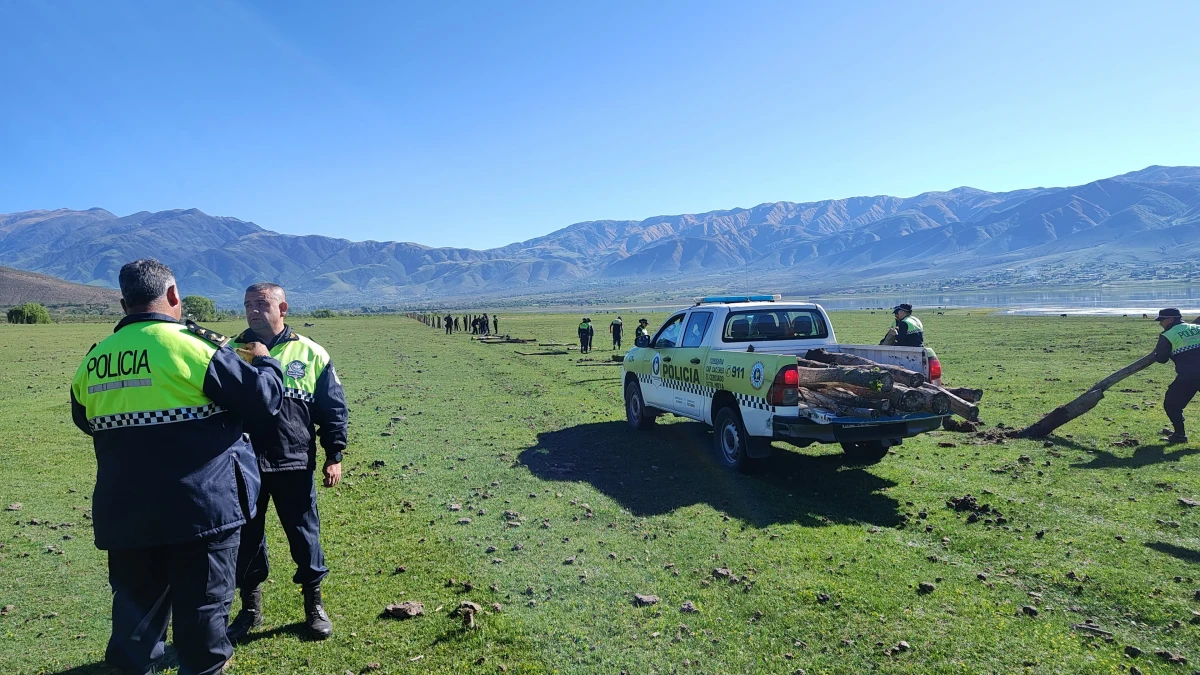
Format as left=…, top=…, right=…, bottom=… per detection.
left=825, top=344, right=928, bottom=376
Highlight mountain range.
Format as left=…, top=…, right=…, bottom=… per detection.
left=2, top=165, right=1198, bottom=307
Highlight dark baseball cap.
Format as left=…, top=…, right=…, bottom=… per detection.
left=1155, top=308, right=1182, bottom=321
left=892, top=303, right=913, bottom=313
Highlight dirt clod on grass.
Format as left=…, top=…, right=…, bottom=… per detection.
left=942, top=419, right=978, bottom=433
left=918, top=582, right=936, bottom=594
left=633, top=594, right=659, bottom=606
left=1124, top=645, right=1142, bottom=658
left=1155, top=650, right=1187, bottom=664
left=383, top=601, right=424, bottom=619
left=680, top=601, right=698, bottom=613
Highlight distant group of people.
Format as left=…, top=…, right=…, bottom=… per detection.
left=403, top=312, right=499, bottom=336
left=575, top=315, right=651, bottom=353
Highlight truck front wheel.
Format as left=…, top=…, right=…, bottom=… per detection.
left=840, top=439, right=894, bottom=465
left=625, top=380, right=656, bottom=431
left=713, top=406, right=760, bottom=472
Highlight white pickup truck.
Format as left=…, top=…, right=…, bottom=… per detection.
left=622, top=296, right=947, bottom=469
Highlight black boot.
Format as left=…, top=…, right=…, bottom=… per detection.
left=1164, top=431, right=1189, bottom=444
left=302, top=583, right=332, bottom=640
left=226, top=586, right=263, bottom=643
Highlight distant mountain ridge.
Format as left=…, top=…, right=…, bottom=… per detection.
left=0, top=265, right=120, bottom=309
left=2, top=166, right=1198, bottom=305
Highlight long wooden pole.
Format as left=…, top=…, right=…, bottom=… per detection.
left=1014, top=351, right=1158, bottom=438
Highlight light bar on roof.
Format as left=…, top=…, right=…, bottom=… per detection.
left=695, top=294, right=781, bottom=304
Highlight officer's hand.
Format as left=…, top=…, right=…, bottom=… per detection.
left=323, top=461, right=342, bottom=487
left=235, top=341, right=270, bottom=362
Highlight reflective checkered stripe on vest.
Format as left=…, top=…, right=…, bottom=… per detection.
left=272, top=335, right=330, bottom=403
left=902, top=315, right=924, bottom=335
left=72, top=322, right=221, bottom=433
left=1164, top=323, right=1200, bottom=357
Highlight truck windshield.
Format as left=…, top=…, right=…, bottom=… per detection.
left=722, top=309, right=829, bottom=342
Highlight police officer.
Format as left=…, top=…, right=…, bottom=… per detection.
left=444, top=313, right=453, bottom=335
left=881, top=303, right=924, bottom=347
left=71, top=259, right=283, bottom=675
left=635, top=318, right=651, bottom=347
left=578, top=317, right=594, bottom=354
left=610, top=316, right=624, bottom=350
left=1153, top=308, right=1200, bottom=444
left=228, top=283, right=349, bottom=641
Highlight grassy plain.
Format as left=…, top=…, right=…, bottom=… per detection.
left=2, top=310, right=1199, bottom=674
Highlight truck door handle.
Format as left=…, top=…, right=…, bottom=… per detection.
left=662, top=357, right=672, bottom=363
left=690, top=358, right=701, bottom=364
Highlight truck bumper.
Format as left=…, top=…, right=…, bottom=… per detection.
left=772, top=414, right=948, bottom=444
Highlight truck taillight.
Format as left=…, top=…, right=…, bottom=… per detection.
left=929, top=357, right=942, bottom=381
left=768, top=364, right=799, bottom=406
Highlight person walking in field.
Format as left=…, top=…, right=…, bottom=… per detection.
left=881, top=303, right=924, bottom=347
left=610, top=316, right=624, bottom=350
left=1153, top=308, right=1200, bottom=444
left=228, top=282, right=349, bottom=642
left=70, top=259, right=283, bottom=675
left=578, top=317, right=595, bottom=354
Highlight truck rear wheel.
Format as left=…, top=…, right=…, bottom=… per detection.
left=713, top=406, right=760, bottom=472
left=840, top=439, right=893, bottom=465
left=625, top=380, right=656, bottom=431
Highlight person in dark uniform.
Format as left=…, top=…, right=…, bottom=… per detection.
left=578, top=317, right=594, bottom=354
left=881, top=303, right=924, bottom=347
left=227, top=283, right=349, bottom=642
left=1153, top=308, right=1200, bottom=444
left=493, top=315, right=499, bottom=334
left=71, top=259, right=283, bottom=675
left=610, top=316, right=624, bottom=350
left=445, top=313, right=453, bottom=335
left=635, top=318, right=651, bottom=347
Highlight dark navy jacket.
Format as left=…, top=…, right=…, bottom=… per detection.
left=71, top=313, right=283, bottom=550
left=235, top=325, right=349, bottom=473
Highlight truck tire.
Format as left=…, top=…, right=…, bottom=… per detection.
left=840, top=440, right=892, bottom=465
left=625, top=380, right=656, bottom=431
left=713, top=406, right=759, bottom=472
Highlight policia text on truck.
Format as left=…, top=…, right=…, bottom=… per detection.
left=71, top=259, right=284, bottom=675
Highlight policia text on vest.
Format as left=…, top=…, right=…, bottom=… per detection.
left=71, top=311, right=284, bottom=675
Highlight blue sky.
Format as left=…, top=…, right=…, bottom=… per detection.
left=1, top=1, right=1197, bottom=249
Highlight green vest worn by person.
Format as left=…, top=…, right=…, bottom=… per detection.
left=1163, top=322, right=1200, bottom=356
left=896, top=315, right=924, bottom=347
left=235, top=326, right=349, bottom=472
left=70, top=314, right=283, bottom=550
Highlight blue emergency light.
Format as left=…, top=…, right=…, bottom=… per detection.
left=695, top=294, right=781, bottom=304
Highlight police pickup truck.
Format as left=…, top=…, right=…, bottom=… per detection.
left=622, top=295, right=946, bottom=469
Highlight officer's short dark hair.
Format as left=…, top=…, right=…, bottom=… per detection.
left=245, top=282, right=285, bottom=301
left=118, top=259, right=175, bottom=307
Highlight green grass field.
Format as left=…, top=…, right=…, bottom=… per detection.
left=2, top=310, right=1199, bottom=674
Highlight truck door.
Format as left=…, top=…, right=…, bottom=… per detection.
left=644, top=312, right=686, bottom=411
left=668, top=310, right=715, bottom=419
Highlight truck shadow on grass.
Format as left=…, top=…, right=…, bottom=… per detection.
left=518, top=421, right=901, bottom=529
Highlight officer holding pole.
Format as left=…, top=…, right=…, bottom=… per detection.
left=1153, top=308, right=1200, bottom=444
left=70, top=259, right=283, bottom=675
left=228, top=282, right=349, bottom=641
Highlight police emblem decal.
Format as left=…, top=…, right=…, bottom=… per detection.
left=651, top=353, right=661, bottom=377
left=750, top=361, right=765, bottom=390
left=286, top=360, right=307, bottom=379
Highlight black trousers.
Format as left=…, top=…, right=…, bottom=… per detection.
left=1165, top=377, right=1200, bottom=434
left=106, top=529, right=239, bottom=675
left=612, top=333, right=622, bottom=349
left=236, top=470, right=328, bottom=591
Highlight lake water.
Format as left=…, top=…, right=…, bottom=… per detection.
left=807, top=285, right=1200, bottom=316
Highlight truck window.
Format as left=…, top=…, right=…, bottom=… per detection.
left=682, top=311, right=713, bottom=348
left=653, top=314, right=686, bottom=349
left=721, top=309, right=829, bottom=342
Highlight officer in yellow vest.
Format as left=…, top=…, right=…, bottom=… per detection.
left=228, top=282, right=349, bottom=641
left=1153, top=308, right=1200, bottom=444
left=881, top=303, right=924, bottom=347
left=70, top=259, right=284, bottom=675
